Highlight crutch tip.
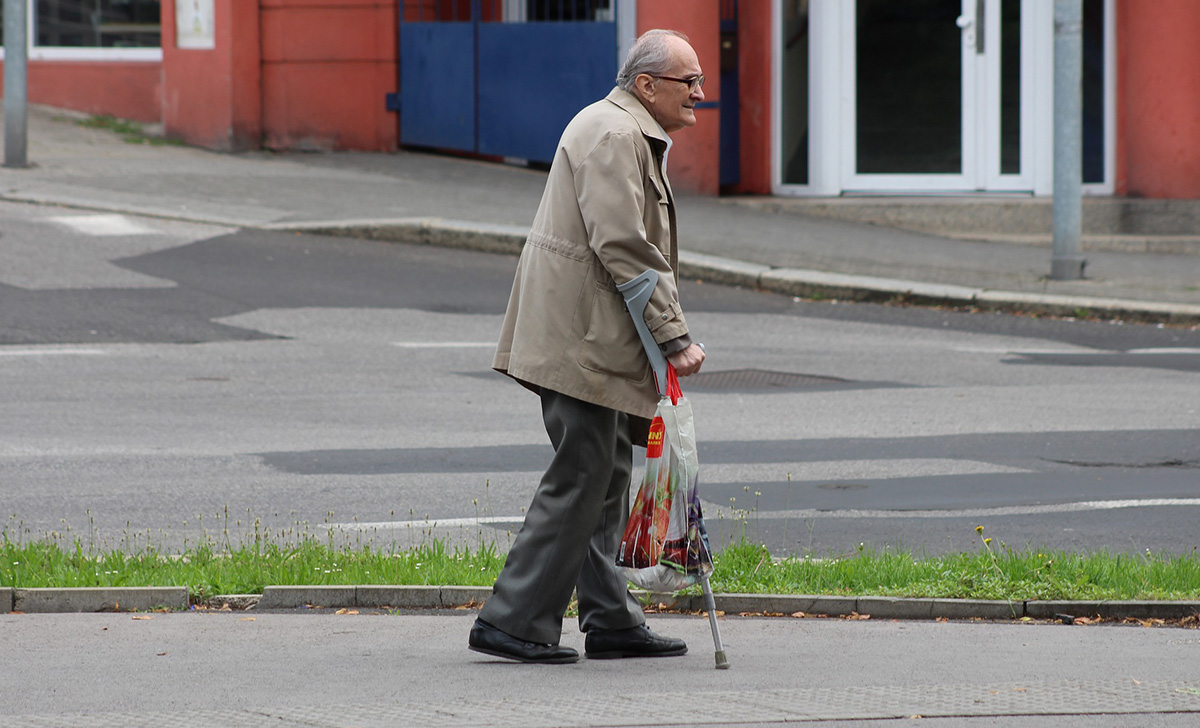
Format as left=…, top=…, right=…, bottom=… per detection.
left=714, top=650, right=730, bottom=670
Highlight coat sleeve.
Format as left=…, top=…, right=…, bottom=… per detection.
left=571, top=130, right=688, bottom=345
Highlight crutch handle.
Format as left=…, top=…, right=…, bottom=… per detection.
left=616, top=270, right=670, bottom=398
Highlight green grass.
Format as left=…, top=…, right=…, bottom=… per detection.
left=76, top=114, right=184, bottom=146
left=708, top=541, right=1200, bottom=602
left=3, top=529, right=1199, bottom=603
left=1, top=536, right=506, bottom=601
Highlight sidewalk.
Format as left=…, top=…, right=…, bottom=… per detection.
left=2, top=105, right=1198, bottom=323
left=3, top=609, right=1200, bottom=727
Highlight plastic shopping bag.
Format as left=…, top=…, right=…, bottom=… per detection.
left=617, top=367, right=714, bottom=593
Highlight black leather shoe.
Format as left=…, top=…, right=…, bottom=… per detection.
left=584, top=624, right=688, bottom=659
left=468, top=619, right=580, bottom=664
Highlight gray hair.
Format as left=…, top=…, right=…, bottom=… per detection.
left=616, top=29, right=690, bottom=92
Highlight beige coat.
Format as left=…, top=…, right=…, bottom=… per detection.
left=493, top=88, right=688, bottom=432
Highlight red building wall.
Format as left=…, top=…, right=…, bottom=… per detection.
left=0, top=61, right=160, bottom=123
left=161, top=0, right=263, bottom=151
left=260, top=0, right=398, bottom=151
left=1116, top=0, right=1200, bottom=199
left=735, top=0, right=772, bottom=195
left=636, top=1, right=721, bottom=196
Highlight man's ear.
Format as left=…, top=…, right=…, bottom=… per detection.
left=633, top=73, right=656, bottom=102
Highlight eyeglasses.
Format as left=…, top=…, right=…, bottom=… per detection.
left=654, top=74, right=705, bottom=93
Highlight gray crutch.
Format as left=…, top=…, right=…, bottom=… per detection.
left=617, top=269, right=729, bottom=670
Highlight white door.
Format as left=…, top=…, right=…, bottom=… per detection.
left=841, top=0, right=1035, bottom=193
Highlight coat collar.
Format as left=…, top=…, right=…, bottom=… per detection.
left=604, top=87, right=669, bottom=153
left=604, top=87, right=674, bottom=201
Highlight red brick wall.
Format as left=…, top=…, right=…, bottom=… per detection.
left=162, top=0, right=263, bottom=151
left=1117, top=0, right=1200, bottom=198
left=0, top=61, right=161, bottom=123
left=260, top=0, right=399, bottom=151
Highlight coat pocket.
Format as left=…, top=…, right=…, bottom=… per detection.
left=578, top=287, right=651, bottom=383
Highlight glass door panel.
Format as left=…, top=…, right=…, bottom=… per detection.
left=855, top=0, right=964, bottom=175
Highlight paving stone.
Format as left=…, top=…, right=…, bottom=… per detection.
left=257, top=585, right=356, bottom=610
left=356, top=585, right=441, bottom=609
left=17, top=679, right=1196, bottom=727
left=856, top=596, right=935, bottom=619
left=714, top=593, right=857, bottom=616
left=439, top=586, right=491, bottom=607
left=1, top=586, right=13, bottom=613
left=929, top=598, right=1025, bottom=620
left=1027, top=600, right=1200, bottom=620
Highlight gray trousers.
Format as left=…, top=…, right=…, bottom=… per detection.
left=478, top=389, right=646, bottom=645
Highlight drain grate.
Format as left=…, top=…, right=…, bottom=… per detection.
left=684, top=368, right=849, bottom=391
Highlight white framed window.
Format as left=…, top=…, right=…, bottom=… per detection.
left=1, top=0, right=162, bottom=61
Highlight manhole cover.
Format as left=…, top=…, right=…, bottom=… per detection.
left=684, top=368, right=848, bottom=391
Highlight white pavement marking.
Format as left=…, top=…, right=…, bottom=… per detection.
left=391, top=342, right=496, bottom=348
left=48, top=214, right=157, bottom=236
left=1127, top=347, right=1200, bottom=355
left=0, top=347, right=107, bottom=357
left=327, top=516, right=525, bottom=531
left=710, top=497, right=1200, bottom=520
left=954, top=346, right=1200, bottom=356
left=703, top=459, right=1032, bottom=483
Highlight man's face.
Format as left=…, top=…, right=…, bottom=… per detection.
left=641, top=38, right=705, bottom=134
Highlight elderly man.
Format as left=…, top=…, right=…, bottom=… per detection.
left=468, top=30, right=707, bottom=664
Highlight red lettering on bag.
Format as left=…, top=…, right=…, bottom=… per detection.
left=646, top=417, right=665, bottom=458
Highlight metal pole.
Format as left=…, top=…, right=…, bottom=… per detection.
left=1051, top=0, right=1085, bottom=280
left=3, top=0, right=29, bottom=168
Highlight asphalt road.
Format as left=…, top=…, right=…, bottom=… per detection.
left=3, top=200, right=1199, bottom=557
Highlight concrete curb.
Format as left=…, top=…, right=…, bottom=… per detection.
left=275, top=219, right=1200, bottom=325
left=255, top=585, right=492, bottom=610
left=11, top=587, right=188, bottom=613
left=5, top=586, right=1197, bottom=623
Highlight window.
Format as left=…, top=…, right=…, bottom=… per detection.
left=37, top=0, right=160, bottom=48
left=1, top=0, right=162, bottom=60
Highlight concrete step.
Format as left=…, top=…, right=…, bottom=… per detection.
left=725, top=196, right=1200, bottom=249
left=945, top=233, right=1200, bottom=255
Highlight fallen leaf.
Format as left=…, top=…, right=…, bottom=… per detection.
left=240, top=617, right=256, bottom=622
left=791, top=612, right=806, bottom=618
left=335, top=609, right=360, bottom=615
left=156, top=652, right=168, bottom=657
left=131, top=615, right=153, bottom=621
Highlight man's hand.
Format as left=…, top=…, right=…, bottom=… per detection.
left=667, top=343, right=706, bottom=376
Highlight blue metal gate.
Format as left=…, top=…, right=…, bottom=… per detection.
left=399, top=1, right=620, bottom=164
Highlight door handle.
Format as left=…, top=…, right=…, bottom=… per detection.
left=957, top=0, right=985, bottom=54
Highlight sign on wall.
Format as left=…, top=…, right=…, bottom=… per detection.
left=176, top=0, right=215, bottom=50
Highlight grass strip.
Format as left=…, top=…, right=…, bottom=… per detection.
left=75, top=114, right=183, bottom=146
left=4, top=536, right=1199, bottom=603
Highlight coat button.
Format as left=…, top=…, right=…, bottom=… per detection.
left=661, top=313, right=669, bottom=320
